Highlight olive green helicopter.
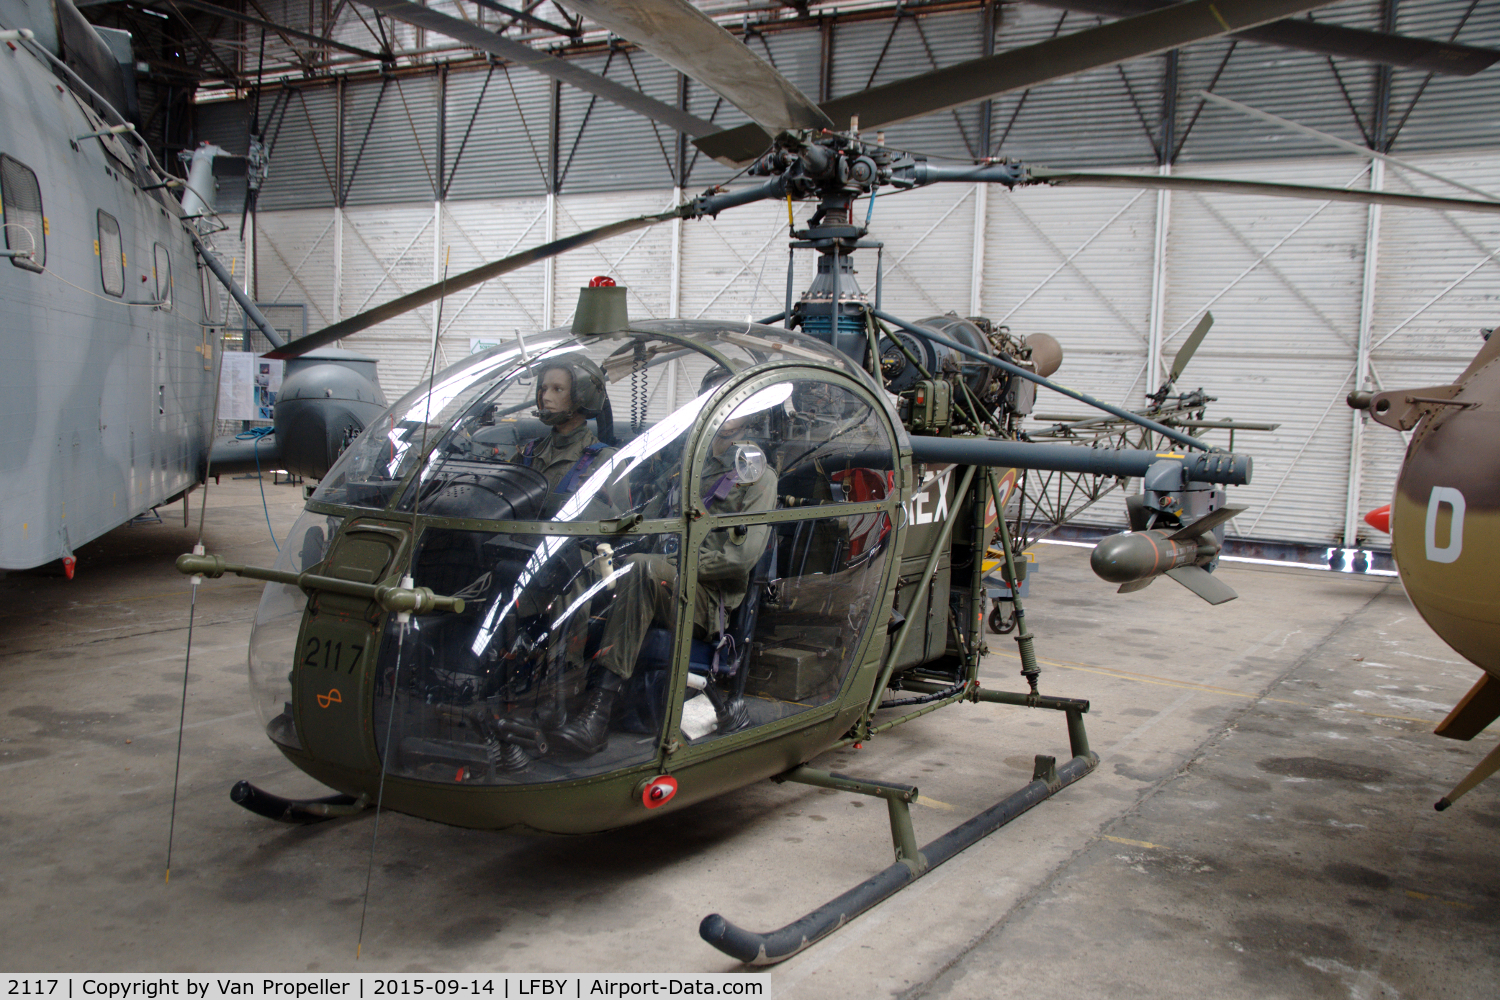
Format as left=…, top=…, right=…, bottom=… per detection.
left=172, top=0, right=1500, bottom=964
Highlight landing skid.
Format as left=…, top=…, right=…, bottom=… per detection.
left=700, top=690, right=1097, bottom=965
left=230, top=780, right=371, bottom=823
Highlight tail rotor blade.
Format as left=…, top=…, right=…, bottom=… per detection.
left=1169, top=312, right=1213, bottom=384
left=262, top=210, right=678, bottom=361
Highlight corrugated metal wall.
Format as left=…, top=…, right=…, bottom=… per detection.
left=678, top=196, right=817, bottom=322
left=989, top=5, right=1161, bottom=167
left=555, top=52, right=681, bottom=194
left=1358, top=151, right=1500, bottom=543
left=216, top=0, right=1500, bottom=548
left=435, top=195, right=550, bottom=345
left=830, top=10, right=987, bottom=160
left=254, top=208, right=339, bottom=327
left=442, top=64, right=552, bottom=201
left=1162, top=157, right=1372, bottom=544
left=343, top=74, right=441, bottom=206
left=335, top=202, right=437, bottom=389
left=258, top=86, right=339, bottom=211
left=984, top=181, right=1157, bottom=409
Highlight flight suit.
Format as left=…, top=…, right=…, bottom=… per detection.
left=595, top=445, right=778, bottom=681
left=510, top=423, right=617, bottom=518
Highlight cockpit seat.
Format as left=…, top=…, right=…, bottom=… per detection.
left=613, top=536, right=777, bottom=737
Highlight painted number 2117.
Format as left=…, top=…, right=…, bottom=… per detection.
left=303, top=636, right=363, bottom=673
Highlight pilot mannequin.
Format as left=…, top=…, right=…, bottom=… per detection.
left=510, top=353, right=616, bottom=516
left=553, top=368, right=778, bottom=755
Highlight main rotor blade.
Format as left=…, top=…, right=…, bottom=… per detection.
left=1169, top=312, right=1213, bottom=383
left=696, top=0, right=1339, bottom=164
left=350, top=0, right=720, bottom=138
left=262, top=210, right=679, bottom=361
left=1029, top=0, right=1500, bottom=76
left=556, top=0, right=831, bottom=136
left=1030, top=169, right=1500, bottom=215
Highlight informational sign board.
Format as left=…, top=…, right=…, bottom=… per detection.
left=218, top=352, right=283, bottom=421
left=255, top=359, right=284, bottom=419
left=218, top=351, right=255, bottom=420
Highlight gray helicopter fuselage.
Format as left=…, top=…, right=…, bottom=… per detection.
left=0, top=0, right=216, bottom=570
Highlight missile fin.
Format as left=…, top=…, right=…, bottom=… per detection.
left=1117, top=577, right=1155, bottom=594
left=1165, top=565, right=1238, bottom=605
left=1166, top=505, right=1246, bottom=542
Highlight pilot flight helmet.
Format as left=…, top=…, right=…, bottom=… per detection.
left=535, top=352, right=608, bottom=425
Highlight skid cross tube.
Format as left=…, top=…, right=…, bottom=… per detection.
left=774, top=767, right=924, bottom=871
left=903, top=680, right=1093, bottom=759
left=700, top=746, right=1099, bottom=965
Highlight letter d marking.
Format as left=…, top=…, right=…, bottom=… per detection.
left=1425, top=486, right=1466, bottom=564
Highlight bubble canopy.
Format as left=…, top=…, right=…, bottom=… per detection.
left=312, top=320, right=883, bottom=520
left=251, top=320, right=905, bottom=801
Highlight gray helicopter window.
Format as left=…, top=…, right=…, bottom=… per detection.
left=153, top=243, right=171, bottom=309
left=198, top=261, right=220, bottom=324
left=0, top=154, right=44, bottom=272
left=97, top=211, right=123, bottom=296
left=371, top=529, right=676, bottom=784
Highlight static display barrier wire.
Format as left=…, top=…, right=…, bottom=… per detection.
left=10, top=976, right=767, bottom=999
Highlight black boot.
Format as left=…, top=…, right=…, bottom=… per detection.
left=701, top=681, right=751, bottom=735
left=553, top=671, right=623, bottom=755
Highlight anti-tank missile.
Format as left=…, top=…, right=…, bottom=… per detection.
left=1091, top=530, right=1204, bottom=583
left=1090, top=506, right=1245, bottom=605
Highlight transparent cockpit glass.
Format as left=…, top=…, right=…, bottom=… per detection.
left=772, top=380, right=895, bottom=508
left=248, top=508, right=339, bottom=748
left=372, top=527, right=679, bottom=784
left=314, top=335, right=566, bottom=509
left=312, top=321, right=877, bottom=517
left=671, top=375, right=897, bottom=746
left=402, top=378, right=715, bottom=524
left=681, top=507, right=894, bottom=746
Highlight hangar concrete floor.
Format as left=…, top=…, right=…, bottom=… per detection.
left=2, top=477, right=1497, bottom=997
